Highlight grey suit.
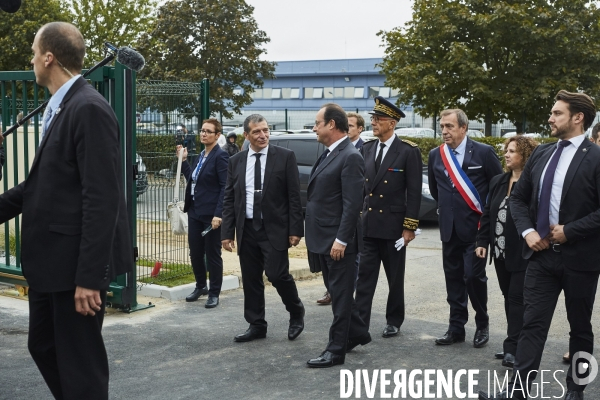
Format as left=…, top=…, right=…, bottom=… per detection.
left=305, top=137, right=368, bottom=354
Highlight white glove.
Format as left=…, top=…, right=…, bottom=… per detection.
left=395, top=228, right=421, bottom=251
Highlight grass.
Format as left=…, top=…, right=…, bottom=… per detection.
left=137, top=258, right=196, bottom=287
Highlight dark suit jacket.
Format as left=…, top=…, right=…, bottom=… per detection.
left=428, top=137, right=503, bottom=242
left=305, top=137, right=364, bottom=255
left=221, top=145, right=304, bottom=253
left=0, top=77, right=132, bottom=292
left=355, top=138, right=364, bottom=150
left=510, top=139, right=600, bottom=271
left=361, top=137, right=422, bottom=239
left=476, top=172, right=528, bottom=272
left=181, top=145, right=228, bottom=217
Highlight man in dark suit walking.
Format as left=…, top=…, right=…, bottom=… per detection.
left=353, top=97, right=422, bottom=340
left=428, top=109, right=502, bottom=348
left=480, top=91, right=600, bottom=400
left=221, top=114, right=305, bottom=342
left=316, top=111, right=365, bottom=306
left=0, top=22, right=132, bottom=399
left=305, top=103, right=369, bottom=368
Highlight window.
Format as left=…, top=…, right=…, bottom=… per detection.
left=368, top=87, right=380, bottom=98
left=344, top=87, right=354, bottom=98
left=251, top=88, right=263, bottom=99
left=285, top=139, right=320, bottom=166
left=313, top=88, right=323, bottom=99
left=391, top=88, right=400, bottom=97
left=290, top=88, right=300, bottom=99
left=271, top=88, right=281, bottom=99
left=334, top=87, right=344, bottom=98
left=263, top=88, right=272, bottom=98
left=354, top=87, right=364, bottom=98
left=324, top=87, right=334, bottom=99
left=233, top=88, right=243, bottom=96
left=282, top=88, right=291, bottom=99
left=304, top=88, right=314, bottom=98
left=379, top=87, right=391, bottom=97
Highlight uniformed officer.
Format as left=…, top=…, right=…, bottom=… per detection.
left=348, top=96, right=423, bottom=350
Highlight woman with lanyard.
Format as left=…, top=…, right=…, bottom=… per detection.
left=177, top=118, right=229, bottom=308
left=475, top=135, right=538, bottom=368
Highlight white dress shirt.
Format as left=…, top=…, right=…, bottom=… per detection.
left=374, top=134, right=396, bottom=163
left=522, top=134, right=586, bottom=238
left=245, top=145, right=269, bottom=219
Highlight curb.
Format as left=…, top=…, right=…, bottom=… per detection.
left=138, top=275, right=239, bottom=301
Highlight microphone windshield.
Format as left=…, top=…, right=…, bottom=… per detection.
left=0, top=0, right=21, bottom=13
left=116, top=47, right=145, bottom=72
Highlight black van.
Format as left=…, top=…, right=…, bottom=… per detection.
left=269, top=133, right=437, bottom=221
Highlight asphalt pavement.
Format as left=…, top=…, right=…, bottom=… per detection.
left=1, top=222, right=598, bottom=399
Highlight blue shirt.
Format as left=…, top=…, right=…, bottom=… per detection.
left=45, top=75, right=81, bottom=128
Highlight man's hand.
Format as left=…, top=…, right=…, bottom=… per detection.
left=289, top=235, right=301, bottom=247
left=475, top=247, right=487, bottom=259
left=525, top=231, right=550, bottom=252
left=211, top=217, right=222, bottom=230
left=330, top=241, right=346, bottom=261
left=548, top=224, right=567, bottom=244
left=74, top=286, right=102, bottom=316
left=176, top=145, right=188, bottom=161
left=222, top=239, right=235, bottom=252
left=401, top=229, right=416, bottom=246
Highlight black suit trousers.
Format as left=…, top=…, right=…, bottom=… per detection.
left=188, top=207, right=223, bottom=297
left=511, top=250, right=599, bottom=394
left=28, top=289, right=108, bottom=400
left=493, top=258, right=526, bottom=355
left=239, top=219, right=303, bottom=329
left=309, top=250, right=368, bottom=355
left=355, top=237, right=406, bottom=330
left=442, top=226, right=489, bottom=334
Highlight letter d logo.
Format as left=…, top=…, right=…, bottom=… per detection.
left=572, top=351, right=598, bottom=385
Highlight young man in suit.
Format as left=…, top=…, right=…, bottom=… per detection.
left=353, top=97, right=422, bottom=340
left=305, top=103, right=369, bottom=368
left=0, top=22, right=132, bottom=399
left=316, top=111, right=365, bottom=306
left=428, top=109, right=502, bottom=348
left=221, top=114, right=305, bottom=342
left=481, top=91, right=600, bottom=400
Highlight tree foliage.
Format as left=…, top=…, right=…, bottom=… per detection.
left=137, top=0, right=275, bottom=119
left=379, top=0, right=600, bottom=134
left=69, top=0, right=158, bottom=67
left=0, top=0, right=68, bottom=71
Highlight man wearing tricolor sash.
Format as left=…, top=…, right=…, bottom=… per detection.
left=428, top=109, right=502, bottom=348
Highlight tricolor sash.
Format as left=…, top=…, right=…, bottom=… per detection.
left=440, top=144, right=483, bottom=215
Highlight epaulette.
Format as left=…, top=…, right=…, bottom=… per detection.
left=402, top=139, right=419, bottom=148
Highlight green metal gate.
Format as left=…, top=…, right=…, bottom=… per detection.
left=0, top=63, right=143, bottom=310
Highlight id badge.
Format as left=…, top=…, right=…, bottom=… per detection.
left=191, top=182, right=196, bottom=194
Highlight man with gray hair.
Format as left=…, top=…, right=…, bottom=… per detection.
left=428, top=109, right=502, bottom=349
left=221, top=114, right=305, bottom=343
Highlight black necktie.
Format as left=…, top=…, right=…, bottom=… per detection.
left=253, top=153, right=262, bottom=231
left=536, top=140, right=571, bottom=238
left=313, top=149, right=330, bottom=171
left=375, top=143, right=386, bottom=173
left=452, top=149, right=458, bottom=155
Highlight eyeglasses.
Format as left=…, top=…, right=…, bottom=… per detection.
left=370, top=116, right=392, bottom=123
left=314, top=120, right=325, bottom=127
left=200, top=129, right=216, bottom=134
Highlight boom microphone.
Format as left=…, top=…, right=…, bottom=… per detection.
left=2, top=42, right=145, bottom=137
left=0, top=0, right=21, bottom=13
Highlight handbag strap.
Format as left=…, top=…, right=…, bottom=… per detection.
left=173, top=149, right=184, bottom=201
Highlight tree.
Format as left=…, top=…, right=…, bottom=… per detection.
left=379, top=0, right=600, bottom=135
left=137, top=0, right=275, bottom=119
left=0, top=0, right=68, bottom=71
left=69, top=0, right=158, bottom=67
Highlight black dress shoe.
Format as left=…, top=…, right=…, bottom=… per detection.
left=205, top=296, right=219, bottom=308
left=435, top=331, right=465, bottom=345
left=347, top=333, right=372, bottom=351
left=474, top=327, right=490, bottom=348
left=382, top=324, right=399, bottom=338
left=502, top=352, right=515, bottom=368
left=478, top=390, right=513, bottom=399
left=288, top=306, right=305, bottom=340
left=306, top=351, right=345, bottom=368
left=564, top=390, right=584, bottom=400
left=234, top=327, right=267, bottom=342
left=495, top=351, right=505, bottom=359
left=185, top=287, right=208, bottom=302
